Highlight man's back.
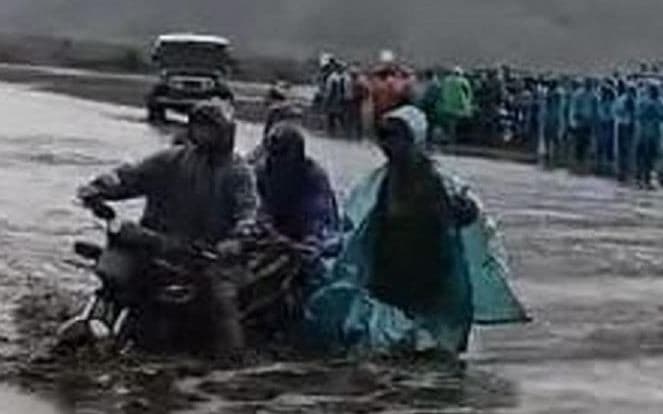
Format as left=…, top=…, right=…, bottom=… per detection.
left=324, top=72, right=344, bottom=110
left=545, top=87, right=565, bottom=123
left=614, top=94, right=636, bottom=125
left=571, top=88, right=597, bottom=126
left=597, top=87, right=617, bottom=123
left=637, top=96, right=663, bottom=140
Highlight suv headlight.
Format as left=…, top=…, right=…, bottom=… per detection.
left=168, top=78, right=179, bottom=89
left=203, top=79, right=215, bottom=90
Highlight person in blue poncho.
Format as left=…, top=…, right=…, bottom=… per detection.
left=303, top=105, right=529, bottom=354
left=635, top=83, right=663, bottom=189
left=613, top=84, right=638, bottom=182
left=570, top=78, right=599, bottom=170
left=596, top=80, right=617, bottom=175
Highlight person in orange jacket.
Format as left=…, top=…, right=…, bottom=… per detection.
left=367, top=61, right=417, bottom=123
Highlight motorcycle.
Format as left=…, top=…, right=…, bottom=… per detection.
left=58, top=199, right=310, bottom=354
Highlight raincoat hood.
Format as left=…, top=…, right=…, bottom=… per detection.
left=383, top=105, right=428, bottom=148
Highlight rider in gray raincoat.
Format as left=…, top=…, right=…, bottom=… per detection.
left=78, top=100, right=258, bottom=350
left=79, top=101, right=257, bottom=244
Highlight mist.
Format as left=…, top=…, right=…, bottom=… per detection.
left=2, top=0, right=663, bottom=70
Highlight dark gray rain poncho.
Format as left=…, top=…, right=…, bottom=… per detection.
left=89, top=146, right=257, bottom=244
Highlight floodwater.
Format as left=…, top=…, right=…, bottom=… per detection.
left=0, top=81, right=662, bottom=413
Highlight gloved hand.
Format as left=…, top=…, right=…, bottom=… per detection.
left=77, top=173, right=120, bottom=204
left=76, top=184, right=101, bottom=205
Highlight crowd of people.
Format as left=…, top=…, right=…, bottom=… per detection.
left=315, top=54, right=663, bottom=189
left=452, top=66, right=663, bottom=189
left=314, top=56, right=369, bottom=139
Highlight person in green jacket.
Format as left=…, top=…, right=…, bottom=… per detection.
left=438, top=66, right=474, bottom=144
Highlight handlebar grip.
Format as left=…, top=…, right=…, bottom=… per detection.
left=83, top=198, right=116, bottom=221
left=74, top=241, right=103, bottom=260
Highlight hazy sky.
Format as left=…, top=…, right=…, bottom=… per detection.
left=2, top=0, right=662, bottom=70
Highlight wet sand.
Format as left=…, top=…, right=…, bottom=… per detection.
left=0, top=81, right=661, bottom=413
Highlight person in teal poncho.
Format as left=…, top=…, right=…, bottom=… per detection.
left=613, top=84, right=638, bottom=182
left=570, top=78, right=599, bottom=169
left=635, top=83, right=663, bottom=189
left=303, top=105, right=529, bottom=354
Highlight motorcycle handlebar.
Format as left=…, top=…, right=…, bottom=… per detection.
left=79, top=198, right=337, bottom=265
left=114, top=222, right=220, bottom=264
left=82, top=198, right=116, bottom=221
left=74, top=241, right=103, bottom=261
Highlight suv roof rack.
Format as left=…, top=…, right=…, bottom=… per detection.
left=155, top=33, right=230, bottom=47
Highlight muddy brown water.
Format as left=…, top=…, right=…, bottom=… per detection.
left=0, top=81, right=662, bottom=413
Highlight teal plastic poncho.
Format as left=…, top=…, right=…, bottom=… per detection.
left=302, top=107, right=528, bottom=354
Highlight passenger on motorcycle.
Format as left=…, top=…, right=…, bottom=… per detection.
left=256, top=123, right=339, bottom=244
left=245, top=123, right=340, bottom=343
left=77, top=100, right=258, bottom=351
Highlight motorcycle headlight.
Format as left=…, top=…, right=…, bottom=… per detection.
left=157, top=284, right=196, bottom=305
